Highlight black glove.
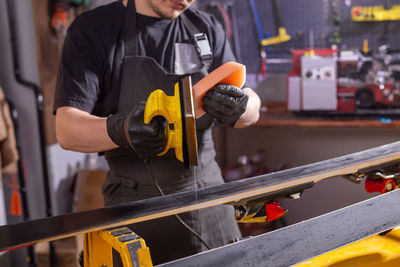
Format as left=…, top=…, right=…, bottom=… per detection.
left=106, top=102, right=167, bottom=159
left=203, top=84, right=249, bottom=126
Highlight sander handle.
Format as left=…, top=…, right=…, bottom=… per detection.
left=143, top=83, right=183, bottom=161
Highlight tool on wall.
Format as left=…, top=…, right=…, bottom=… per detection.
left=50, top=0, right=69, bottom=34
left=249, top=0, right=269, bottom=77
left=350, top=0, right=396, bottom=45
left=50, top=0, right=90, bottom=35
left=261, top=0, right=291, bottom=47
left=227, top=2, right=242, bottom=63
left=249, top=0, right=291, bottom=77
left=328, top=0, right=341, bottom=46
left=352, top=1, right=400, bottom=21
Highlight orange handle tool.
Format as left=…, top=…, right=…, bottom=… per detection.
left=192, top=61, right=246, bottom=118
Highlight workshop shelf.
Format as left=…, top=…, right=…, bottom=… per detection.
left=257, top=102, right=400, bottom=128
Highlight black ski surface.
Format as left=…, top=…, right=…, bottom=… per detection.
left=2, top=141, right=400, bottom=250
left=160, top=188, right=400, bottom=267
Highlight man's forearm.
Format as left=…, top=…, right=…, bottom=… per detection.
left=56, top=106, right=118, bottom=153
left=234, top=87, right=261, bottom=128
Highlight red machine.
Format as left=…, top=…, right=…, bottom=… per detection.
left=287, top=47, right=400, bottom=113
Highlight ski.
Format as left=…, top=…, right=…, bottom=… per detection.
left=1, top=141, right=400, bottom=251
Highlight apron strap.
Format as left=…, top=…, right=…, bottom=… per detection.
left=180, top=12, right=213, bottom=73
left=124, top=0, right=138, bottom=56
left=180, top=12, right=200, bottom=36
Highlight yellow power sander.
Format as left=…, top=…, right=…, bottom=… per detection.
left=143, top=61, right=246, bottom=168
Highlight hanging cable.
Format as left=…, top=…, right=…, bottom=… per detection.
left=144, top=159, right=211, bottom=250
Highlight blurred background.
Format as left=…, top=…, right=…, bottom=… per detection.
left=2, top=0, right=400, bottom=266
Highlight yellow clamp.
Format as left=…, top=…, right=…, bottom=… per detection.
left=363, top=39, right=369, bottom=54
left=304, top=50, right=315, bottom=56
left=84, top=227, right=153, bottom=267
left=260, top=27, right=291, bottom=47
left=352, top=5, right=400, bottom=21
left=144, top=82, right=184, bottom=162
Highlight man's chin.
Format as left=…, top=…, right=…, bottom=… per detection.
left=159, top=9, right=184, bottom=19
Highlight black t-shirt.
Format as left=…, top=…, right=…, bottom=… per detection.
left=53, top=1, right=236, bottom=117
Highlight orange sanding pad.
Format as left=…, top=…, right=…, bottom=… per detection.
left=192, top=61, right=246, bottom=118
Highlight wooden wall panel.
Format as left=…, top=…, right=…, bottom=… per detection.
left=31, top=1, right=77, bottom=145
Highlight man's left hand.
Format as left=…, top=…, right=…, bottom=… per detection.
left=203, top=84, right=249, bottom=127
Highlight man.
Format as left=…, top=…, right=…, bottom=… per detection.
left=54, top=0, right=261, bottom=264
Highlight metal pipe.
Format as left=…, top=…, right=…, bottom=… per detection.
left=6, top=0, right=55, bottom=265
left=7, top=101, right=37, bottom=266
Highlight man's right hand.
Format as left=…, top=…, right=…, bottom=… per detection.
left=106, top=102, right=167, bottom=159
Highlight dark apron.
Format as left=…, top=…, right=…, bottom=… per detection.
left=102, top=0, right=241, bottom=264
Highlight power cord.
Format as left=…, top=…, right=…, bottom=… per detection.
left=144, top=159, right=211, bottom=250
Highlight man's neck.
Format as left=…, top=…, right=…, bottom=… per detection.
left=123, top=0, right=159, bottom=18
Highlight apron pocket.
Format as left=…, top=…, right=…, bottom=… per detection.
left=101, top=172, right=123, bottom=196
left=122, top=177, right=138, bottom=189
left=102, top=181, right=121, bottom=196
